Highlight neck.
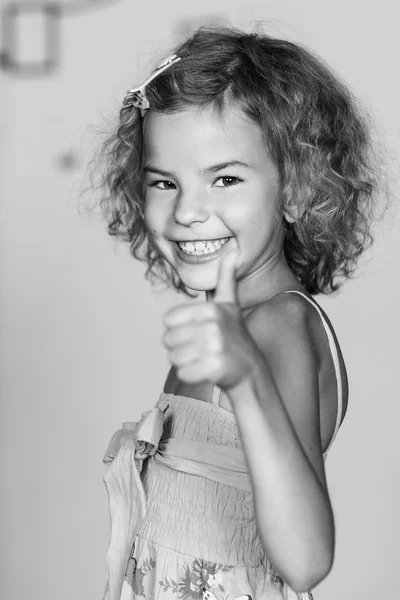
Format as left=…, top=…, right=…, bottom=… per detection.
left=206, top=249, right=301, bottom=311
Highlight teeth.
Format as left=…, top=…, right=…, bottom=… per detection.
left=178, top=238, right=229, bottom=255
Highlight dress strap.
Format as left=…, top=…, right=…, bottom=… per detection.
left=211, top=385, right=222, bottom=406
left=284, top=290, right=344, bottom=454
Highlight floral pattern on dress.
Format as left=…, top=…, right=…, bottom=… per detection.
left=125, top=550, right=313, bottom=600
left=202, top=591, right=251, bottom=600
left=158, top=558, right=234, bottom=599
left=125, top=553, right=156, bottom=597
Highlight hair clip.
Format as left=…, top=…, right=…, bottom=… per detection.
left=123, top=54, right=181, bottom=116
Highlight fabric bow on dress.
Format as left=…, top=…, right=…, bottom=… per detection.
left=102, top=405, right=168, bottom=600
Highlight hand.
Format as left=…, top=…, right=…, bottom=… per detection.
left=162, top=240, right=259, bottom=390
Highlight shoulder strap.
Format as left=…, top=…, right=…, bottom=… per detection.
left=284, top=290, right=343, bottom=454
left=211, top=385, right=221, bottom=406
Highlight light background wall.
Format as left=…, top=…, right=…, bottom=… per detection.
left=0, top=1, right=399, bottom=599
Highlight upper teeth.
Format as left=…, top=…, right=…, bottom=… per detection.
left=178, top=238, right=230, bottom=255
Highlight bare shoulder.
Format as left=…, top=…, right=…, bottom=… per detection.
left=245, top=291, right=348, bottom=448
left=246, top=291, right=315, bottom=354
left=245, top=292, right=319, bottom=397
left=246, top=291, right=346, bottom=374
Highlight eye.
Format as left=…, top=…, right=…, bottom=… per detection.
left=149, top=180, right=176, bottom=190
left=213, top=176, right=242, bottom=188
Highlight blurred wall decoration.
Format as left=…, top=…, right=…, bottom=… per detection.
left=0, top=2, right=399, bottom=600
left=0, top=0, right=123, bottom=73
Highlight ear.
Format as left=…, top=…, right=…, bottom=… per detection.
left=283, top=203, right=304, bottom=223
left=283, top=211, right=296, bottom=223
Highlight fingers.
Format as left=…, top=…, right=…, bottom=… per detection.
left=164, top=320, right=221, bottom=351
left=176, top=356, right=222, bottom=385
left=214, top=238, right=239, bottom=304
left=163, top=323, right=194, bottom=349
left=163, top=302, right=216, bottom=328
left=169, top=343, right=199, bottom=367
left=163, top=320, right=222, bottom=369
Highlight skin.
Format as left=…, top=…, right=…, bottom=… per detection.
left=143, top=104, right=300, bottom=306
left=143, top=104, right=344, bottom=592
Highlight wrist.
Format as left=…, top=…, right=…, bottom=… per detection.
left=225, top=350, right=267, bottom=404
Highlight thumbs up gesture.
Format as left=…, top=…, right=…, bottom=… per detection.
left=163, top=240, right=259, bottom=390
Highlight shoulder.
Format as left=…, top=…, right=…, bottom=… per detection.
left=244, top=292, right=320, bottom=407
left=249, top=290, right=313, bottom=321
left=244, top=292, right=328, bottom=481
left=246, top=291, right=349, bottom=441
left=246, top=291, right=317, bottom=359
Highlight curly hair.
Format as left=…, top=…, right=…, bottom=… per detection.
left=97, top=26, right=380, bottom=295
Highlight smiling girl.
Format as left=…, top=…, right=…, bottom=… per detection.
left=99, top=27, right=378, bottom=600
left=144, top=107, right=285, bottom=313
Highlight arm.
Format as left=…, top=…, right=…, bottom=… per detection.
left=226, top=295, right=335, bottom=592
left=163, top=245, right=335, bottom=592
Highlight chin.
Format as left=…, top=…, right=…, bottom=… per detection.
left=179, top=270, right=218, bottom=293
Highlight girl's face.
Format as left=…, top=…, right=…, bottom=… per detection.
left=144, top=104, right=285, bottom=294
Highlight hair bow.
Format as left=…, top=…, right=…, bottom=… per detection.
left=123, top=54, right=181, bottom=116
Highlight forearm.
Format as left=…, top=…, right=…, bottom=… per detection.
left=226, top=357, right=335, bottom=592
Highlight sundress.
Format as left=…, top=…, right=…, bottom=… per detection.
left=103, top=291, right=344, bottom=600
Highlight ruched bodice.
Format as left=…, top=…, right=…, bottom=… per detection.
left=125, top=395, right=313, bottom=600
left=141, top=395, right=265, bottom=567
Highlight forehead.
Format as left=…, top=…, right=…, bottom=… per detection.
left=143, top=104, right=267, bottom=166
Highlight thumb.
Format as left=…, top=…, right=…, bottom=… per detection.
left=214, top=239, right=239, bottom=304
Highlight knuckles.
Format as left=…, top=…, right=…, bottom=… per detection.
left=162, top=330, right=171, bottom=348
left=203, top=322, right=224, bottom=353
left=163, top=302, right=242, bottom=380
left=163, top=302, right=219, bottom=328
left=169, top=345, right=195, bottom=366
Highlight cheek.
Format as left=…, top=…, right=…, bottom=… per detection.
left=144, top=200, right=164, bottom=237
left=221, top=201, right=262, bottom=232
left=224, top=196, right=283, bottom=242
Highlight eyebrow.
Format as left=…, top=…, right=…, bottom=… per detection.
left=201, top=160, right=251, bottom=174
left=143, top=160, right=251, bottom=178
left=143, top=165, right=174, bottom=178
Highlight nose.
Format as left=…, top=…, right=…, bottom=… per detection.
left=173, top=188, right=210, bottom=226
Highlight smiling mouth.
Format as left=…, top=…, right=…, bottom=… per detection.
left=177, top=237, right=230, bottom=255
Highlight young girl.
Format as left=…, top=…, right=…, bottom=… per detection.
left=100, top=26, right=377, bottom=600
